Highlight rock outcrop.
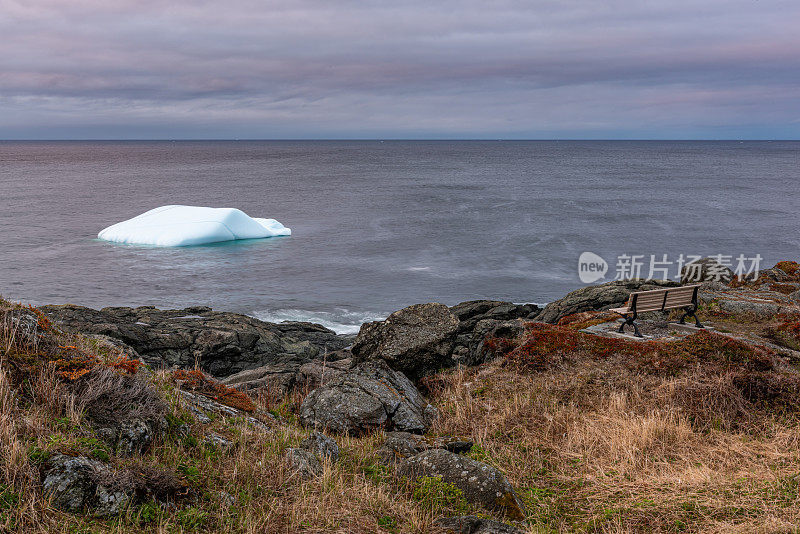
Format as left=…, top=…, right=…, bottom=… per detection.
left=298, top=361, right=437, bottom=435
left=399, top=449, right=526, bottom=520
left=377, top=431, right=473, bottom=466
left=680, top=257, right=734, bottom=284
left=40, top=305, right=352, bottom=378
left=535, top=279, right=680, bottom=324
left=222, top=354, right=352, bottom=393
left=351, top=303, right=460, bottom=380
left=448, top=301, right=539, bottom=367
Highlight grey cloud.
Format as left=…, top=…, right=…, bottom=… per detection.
left=0, top=0, right=798, bottom=138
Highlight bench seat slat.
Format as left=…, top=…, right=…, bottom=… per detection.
left=611, top=284, right=700, bottom=315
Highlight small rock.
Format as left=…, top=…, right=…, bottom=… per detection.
left=399, top=449, right=526, bottom=520
left=436, top=515, right=524, bottom=534
left=218, top=490, right=236, bottom=507
left=286, top=448, right=323, bottom=479
left=94, top=485, right=131, bottom=517
left=116, top=419, right=157, bottom=456
left=300, top=432, right=339, bottom=463
left=203, top=432, right=233, bottom=450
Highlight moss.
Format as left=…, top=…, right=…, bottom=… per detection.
left=411, top=476, right=469, bottom=516
left=765, top=320, right=800, bottom=351
left=495, top=491, right=526, bottom=520
left=500, top=323, right=776, bottom=375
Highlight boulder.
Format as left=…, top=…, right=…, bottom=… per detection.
left=298, top=361, right=437, bottom=435
left=449, top=301, right=539, bottom=366
left=377, top=431, right=473, bottom=466
left=535, top=279, right=679, bottom=324
left=40, top=304, right=353, bottom=378
left=399, top=449, right=526, bottom=520
left=351, top=303, right=460, bottom=379
left=436, top=515, right=524, bottom=534
left=680, top=257, right=734, bottom=284
left=42, top=454, right=131, bottom=516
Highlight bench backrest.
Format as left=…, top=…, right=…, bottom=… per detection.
left=627, top=284, right=700, bottom=313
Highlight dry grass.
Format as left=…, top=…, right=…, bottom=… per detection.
left=428, top=340, right=800, bottom=533
left=4, top=295, right=800, bottom=533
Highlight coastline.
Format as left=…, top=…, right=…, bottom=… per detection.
left=4, top=259, right=800, bottom=532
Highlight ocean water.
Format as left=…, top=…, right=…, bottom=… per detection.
left=1, top=140, right=798, bottom=333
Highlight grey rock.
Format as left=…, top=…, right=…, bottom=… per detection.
left=680, top=257, right=734, bottom=284
left=299, top=361, right=437, bottom=435
left=300, top=432, right=339, bottom=463
left=218, top=490, right=236, bottom=507
left=789, top=290, right=800, bottom=303
left=436, top=515, right=524, bottom=534
left=286, top=447, right=323, bottom=479
left=179, top=390, right=239, bottom=419
left=399, top=449, right=526, bottom=520
left=43, top=454, right=103, bottom=513
left=116, top=419, right=157, bottom=456
left=535, top=279, right=680, bottom=324
left=178, top=390, right=275, bottom=430
left=351, top=303, right=460, bottom=380
left=223, top=355, right=352, bottom=393
left=449, top=301, right=539, bottom=367
left=94, top=485, right=131, bottom=517
left=377, top=431, right=473, bottom=466
left=297, top=356, right=352, bottom=388
left=204, top=432, right=233, bottom=450
left=716, top=298, right=781, bottom=319
left=41, top=304, right=353, bottom=378
left=42, top=454, right=131, bottom=516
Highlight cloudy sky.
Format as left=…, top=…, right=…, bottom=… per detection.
left=1, top=0, right=798, bottom=139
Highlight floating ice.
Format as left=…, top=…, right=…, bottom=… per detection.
left=98, top=205, right=291, bottom=247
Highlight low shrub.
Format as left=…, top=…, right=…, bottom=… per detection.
left=172, top=369, right=256, bottom=413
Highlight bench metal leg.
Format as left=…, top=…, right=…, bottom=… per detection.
left=618, top=313, right=643, bottom=338
left=678, top=305, right=704, bottom=328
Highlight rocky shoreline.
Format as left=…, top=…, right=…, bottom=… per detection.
left=5, top=258, right=800, bottom=532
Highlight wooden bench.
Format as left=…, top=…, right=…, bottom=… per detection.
left=610, top=284, right=703, bottom=338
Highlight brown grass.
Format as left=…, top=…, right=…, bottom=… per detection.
left=5, top=295, right=800, bottom=533
left=428, top=324, right=800, bottom=533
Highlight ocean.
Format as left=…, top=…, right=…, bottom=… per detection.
left=1, top=140, right=798, bottom=333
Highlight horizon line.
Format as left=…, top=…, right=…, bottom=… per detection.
left=1, top=138, right=798, bottom=142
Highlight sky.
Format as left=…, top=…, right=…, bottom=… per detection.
left=1, top=0, right=799, bottom=139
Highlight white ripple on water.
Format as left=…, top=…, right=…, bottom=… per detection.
left=251, top=308, right=386, bottom=335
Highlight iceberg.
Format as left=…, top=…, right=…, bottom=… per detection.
left=98, top=205, right=291, bottom=247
